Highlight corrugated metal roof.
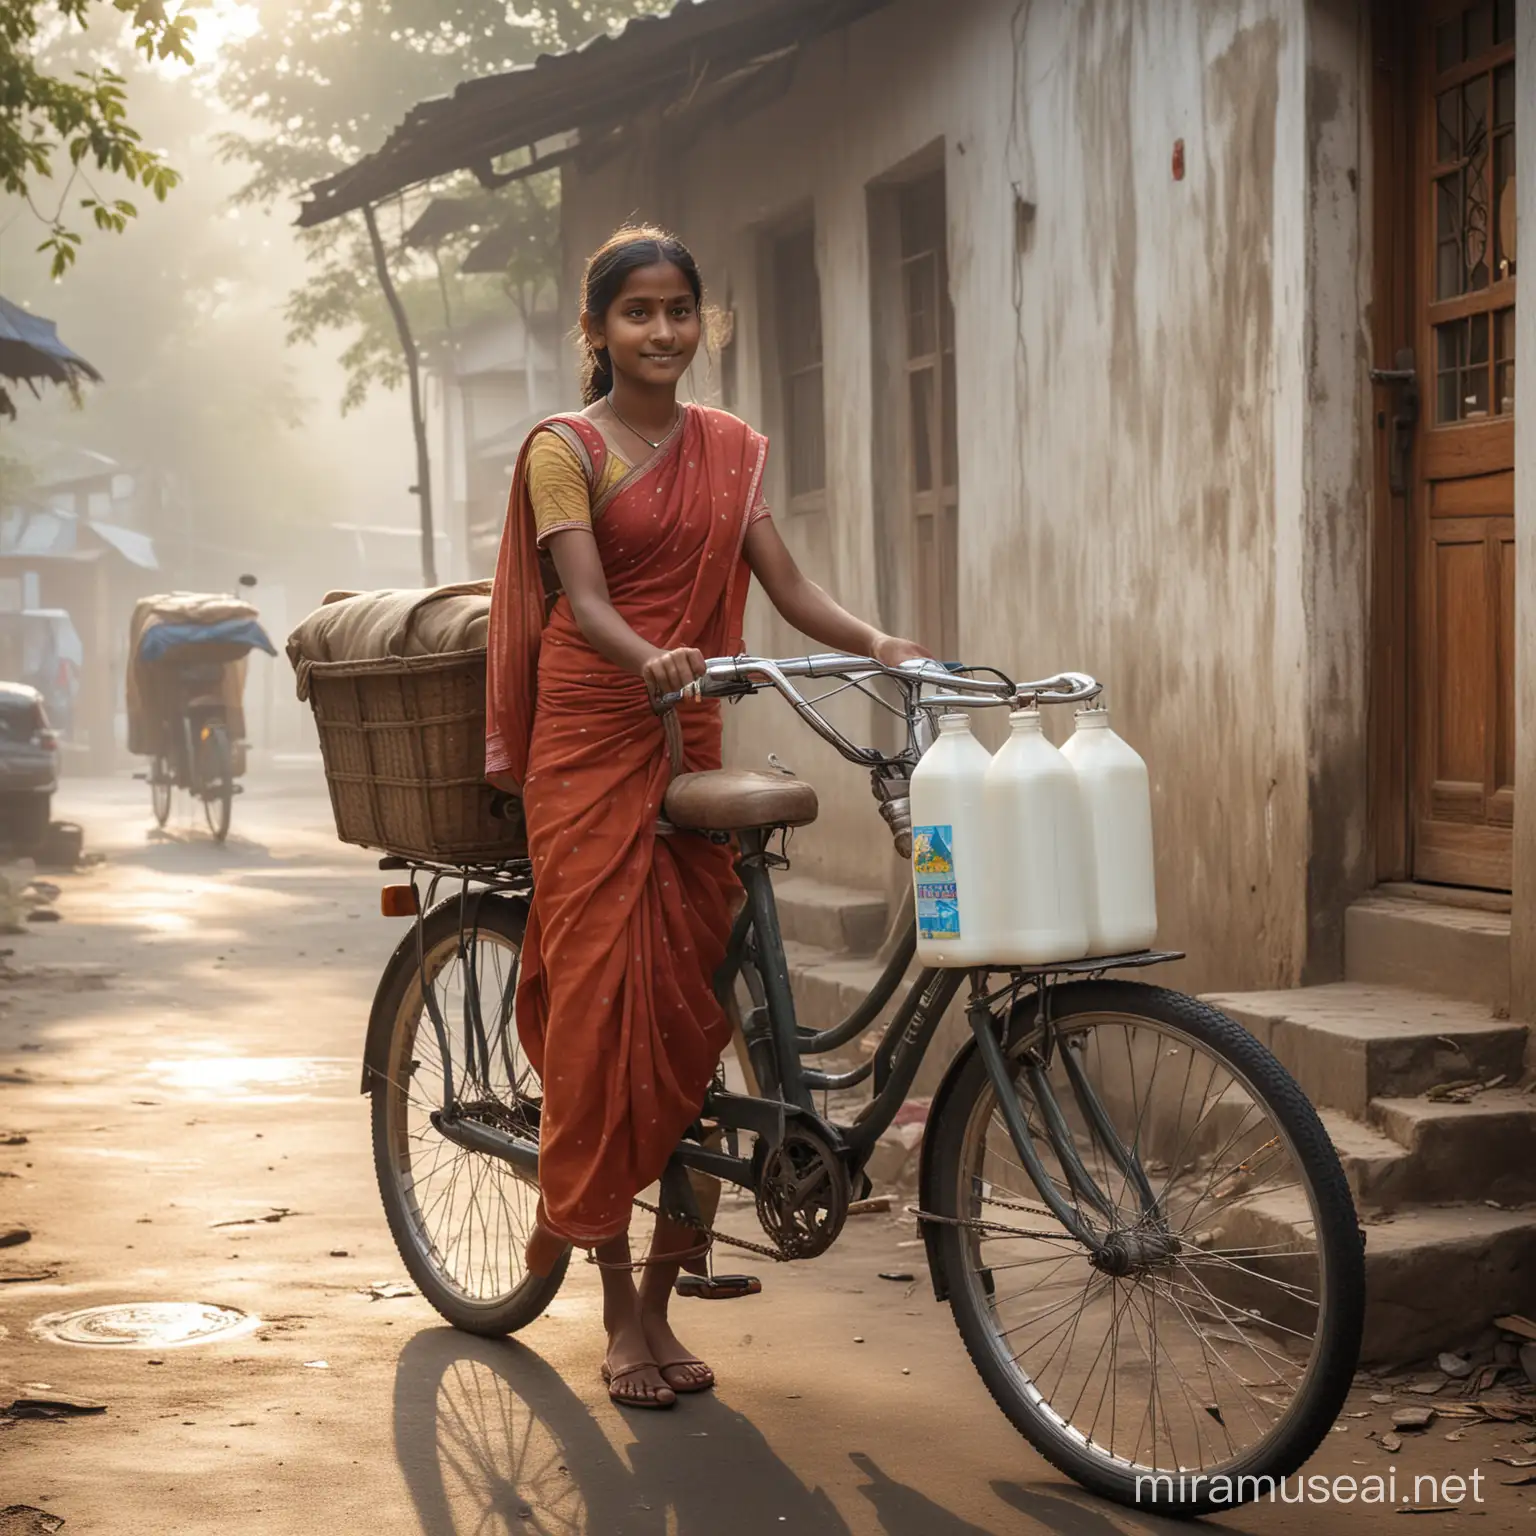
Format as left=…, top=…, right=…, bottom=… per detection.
left=298, top=0, right=894, bottom=228
left=88, top=521, right=159, bottom=571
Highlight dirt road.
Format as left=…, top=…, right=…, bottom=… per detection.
left=0, top=768, right=1530, bottom=1534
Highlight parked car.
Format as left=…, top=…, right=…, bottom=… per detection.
left=0, top=683, right=59, bottom=854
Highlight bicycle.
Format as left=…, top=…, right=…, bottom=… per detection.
left=361, top=654, right=1365, bottom=1518
left=146, top=660, right=237, bottom=842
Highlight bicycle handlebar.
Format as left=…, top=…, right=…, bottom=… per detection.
left=654, top=654, right=1102, bottom=770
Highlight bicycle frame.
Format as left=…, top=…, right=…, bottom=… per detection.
left=414, top=834, right=1183, bottom=1267
left=414, top=650, right=1183, bottom=1268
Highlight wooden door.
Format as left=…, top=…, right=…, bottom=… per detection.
left=1411, top=0, right=1517, bottom=889
left=898, top=173, right=959, bottom=660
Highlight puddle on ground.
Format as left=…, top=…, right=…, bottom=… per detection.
left=144, top=1056, right=351, bottom=1097
left=32, top=1301, right=260, bottom=1349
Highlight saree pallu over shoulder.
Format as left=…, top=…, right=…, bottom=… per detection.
left=485, top=404, right=768, bottom=1245
left=485, top=412, right=607, bottom=785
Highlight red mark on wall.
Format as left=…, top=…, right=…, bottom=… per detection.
left=1171, top=139, right=1186, bottom=181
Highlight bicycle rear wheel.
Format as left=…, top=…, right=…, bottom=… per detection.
left=928, top=979, right=1364, bottom=1517
left=197, top=725, right=233, bottom=842
left=371, top=893, right=567, bottom=1335
left=150, top=755, right=171, bottom=827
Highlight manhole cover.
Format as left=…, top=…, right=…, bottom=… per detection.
left=31, top=1302, right=259, bottom=1349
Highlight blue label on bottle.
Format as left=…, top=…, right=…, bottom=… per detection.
left=913, top=823, right=960, bottom=940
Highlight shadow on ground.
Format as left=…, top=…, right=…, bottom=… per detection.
left=390, top=1329, right=1225, bottom=1536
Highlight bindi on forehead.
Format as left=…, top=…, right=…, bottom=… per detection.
left=615, top=262, right=694, bottom=304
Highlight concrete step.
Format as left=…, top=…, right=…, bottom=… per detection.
left=772, top=874, right=888, bottom=956
left=1367, top=1090, right=1536, bottom=1207
left=1316, top=1109, right=1411, bottom=1212
left=1228, top=1189, right=1536, bottom=1363
left=783, top=939, right=891, bottom=1043
left=1204, top=983, right=1527, bottom=1119
left=1345, top=893, right=1511, bottom=1011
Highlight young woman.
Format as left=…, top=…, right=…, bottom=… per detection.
left=485, top=226, right=928, bottom=1410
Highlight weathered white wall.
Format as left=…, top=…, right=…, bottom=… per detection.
left=559, top=0, right=1377, bottom=996
left=1301, top=0, right=1375, bottom=979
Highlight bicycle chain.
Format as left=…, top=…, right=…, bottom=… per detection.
left=630, top=1195, right=791, bottom=1263
left=629, top=1194, right=1070, bottom=1257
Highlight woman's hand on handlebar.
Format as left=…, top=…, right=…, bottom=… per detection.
left=871, top=633, right=933, bottom=669
left=642, top=646, right=707, bottom=702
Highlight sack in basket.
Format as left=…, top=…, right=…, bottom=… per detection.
left=288, top=583, right=523, bottom=864
left=286, top=582, right=491, bottom=699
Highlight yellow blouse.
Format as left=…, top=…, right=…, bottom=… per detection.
left=527, top=430, right=630, bottom=546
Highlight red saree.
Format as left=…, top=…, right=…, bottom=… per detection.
left=485, top=404, right=768, bottom=1244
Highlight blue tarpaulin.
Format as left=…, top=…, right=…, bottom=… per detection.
left=0, top=295, right=102, bottom=399
left=137, top=618, right=277, bottom=665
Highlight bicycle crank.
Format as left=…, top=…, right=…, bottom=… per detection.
left=752, top=1122, right=850, bottom=1260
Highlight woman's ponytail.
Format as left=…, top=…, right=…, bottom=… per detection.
left=581, top=345, right=615, bottom=407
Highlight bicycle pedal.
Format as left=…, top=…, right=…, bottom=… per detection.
left=674, top=1273, right=761, bottom=1301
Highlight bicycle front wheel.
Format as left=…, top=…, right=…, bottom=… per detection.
left=371, top=893, right=567, bottom=1335
left=928, top=979, right=1363, bottom=1517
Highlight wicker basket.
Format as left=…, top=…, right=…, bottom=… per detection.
left=304, top=648, right=525, bottom=863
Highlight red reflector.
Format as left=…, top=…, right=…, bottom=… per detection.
left=380, top=885, right=419, bottom=918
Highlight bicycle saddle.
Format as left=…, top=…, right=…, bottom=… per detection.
left=663, top=769, right=818, bottom=832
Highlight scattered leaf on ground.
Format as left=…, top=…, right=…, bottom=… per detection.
left=360, top=1282, right=414, bottom=1301
left=210, top=1207, right=298, bottom=1229
left=5, top=1392, right=106, bottom=1419
left=0, top=1507, right=66, bottom=1535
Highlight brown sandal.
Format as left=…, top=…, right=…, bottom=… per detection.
left=600, top=1359, right=676, bottom=1410
left=657, top=1355, right=715, bottom=1394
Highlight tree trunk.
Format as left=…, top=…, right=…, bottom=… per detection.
left=363, top=202, right=437, bottom=586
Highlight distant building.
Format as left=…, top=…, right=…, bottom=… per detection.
left=425, top=310, right=564, bottom=578
left=0, top=446, right=160, bottom=767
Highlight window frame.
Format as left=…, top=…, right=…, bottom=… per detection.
left=766, top=220, right=828, bottom=516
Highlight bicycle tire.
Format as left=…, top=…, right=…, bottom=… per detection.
left=370, top=894, right=568, bottom=1336
left=928, top=979, right=1364, bottom=1517
left=150, top=756, right=172, bottom=827
left=198, top=726, right=233, bottom=842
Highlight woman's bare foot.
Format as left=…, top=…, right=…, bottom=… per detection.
left=641, top=1306, right=715, bottom=1394
left=523, top=1221, right=568, bottom=1278
left=602, top=1309, right=676, bottom=1409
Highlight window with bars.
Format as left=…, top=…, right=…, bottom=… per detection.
left=771, top=227, right=826, bottom=504
left=1430, top=0, right=1516, bottom=423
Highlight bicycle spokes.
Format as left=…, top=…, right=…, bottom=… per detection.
left=960, top=1011, right=1327, bottom=1475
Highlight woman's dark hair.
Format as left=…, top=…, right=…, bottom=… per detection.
left=578, top=225, right=703, bottom=405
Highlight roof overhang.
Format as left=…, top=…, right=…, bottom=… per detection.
left=298, top=0, right=894, bottom=229
left=0, top=296, right=102, bottom=393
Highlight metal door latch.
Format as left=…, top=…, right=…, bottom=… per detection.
left=1371, top=347, right=1419, bottom=496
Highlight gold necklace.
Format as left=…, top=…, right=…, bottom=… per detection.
left=606, top=396, right=678, bottom=450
